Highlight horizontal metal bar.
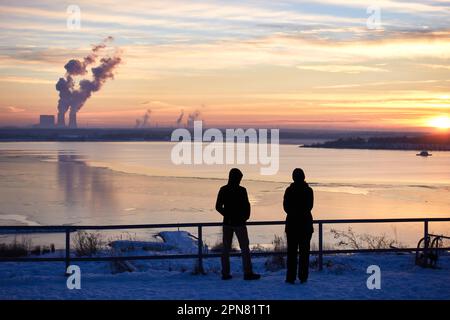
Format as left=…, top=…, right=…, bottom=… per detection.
left=0, top=217, right=449, bottom=232
left=1, top=247, right=448, bottom=263
left=0, top=257, right=68, bottom=262
left=311, top=247, right=450, bottom=255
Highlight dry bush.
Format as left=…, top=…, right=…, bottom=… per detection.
left=73, top=231, right=104, bottom=257
left=0, top=236, right=32, bottom=258
left=265, top=234, right=287, bottom=271
left=330, top=227, right=405, bottom=250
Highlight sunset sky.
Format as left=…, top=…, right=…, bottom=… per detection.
left=0, top=0, right=449, bottom=130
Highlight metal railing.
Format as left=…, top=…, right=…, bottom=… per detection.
left=0, top=217, right=449, bottom=273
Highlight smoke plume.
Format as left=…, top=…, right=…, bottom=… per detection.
left=135, top=109, right=152, bottom=128
left=187, top=109, right=201, bottom=128
left=176, top=109, right=184, bottom=127
left=56, top=36, right=121, bottom=127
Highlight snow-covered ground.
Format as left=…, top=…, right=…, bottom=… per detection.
left=1, top=232, right=449, bottom=300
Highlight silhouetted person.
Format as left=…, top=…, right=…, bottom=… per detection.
left=216, top=168, right=261, bottom=281
left=283, top=168, right=314, bottom=284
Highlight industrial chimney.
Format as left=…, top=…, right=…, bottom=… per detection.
left=57, top=112, right=66, bottom=127
left=68, top=111, right=77, bottom=128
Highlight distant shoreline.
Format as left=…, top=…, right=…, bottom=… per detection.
left=0, top=127, right=433, bottom=145
left=303, top=134, right=450, bottom=151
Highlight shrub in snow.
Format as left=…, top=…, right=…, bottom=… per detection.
left=0, top=236, right=31, bottom=258
left=331, top=227, right=405, bottom=250
left=265, top=235, right=286, bottom=271
left=73, top=231, right=104, bottom=257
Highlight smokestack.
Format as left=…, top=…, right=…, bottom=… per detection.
left=57, top=112, right=66, bottom=127
left=56, top=77, right=72, bottom=127
left=142, top=109, right=151, bottom=127
left=69, top=112, right=77, bottom=128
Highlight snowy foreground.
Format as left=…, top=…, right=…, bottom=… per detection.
left=0, top=232, right=449, bottom=300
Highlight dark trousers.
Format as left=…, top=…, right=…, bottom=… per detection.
left=286, top=231, right=312, bottom=282
left=221, top=225, right=253, bottom=275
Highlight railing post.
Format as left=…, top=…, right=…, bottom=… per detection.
left=318, top=222, right=323, bottom=271
left=197, top=225, right=205, bottom=275
left=423, top=220, right=429, bottom=266
left=65, top=228, right=71, bottom=275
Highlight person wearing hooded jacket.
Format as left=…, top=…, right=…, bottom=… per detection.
left=283, top=168, right=314, bottom=284
left=215, top=168, right=261, bottom=281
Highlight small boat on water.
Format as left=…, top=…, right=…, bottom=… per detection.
left=416, top=150, right=432, bottom=157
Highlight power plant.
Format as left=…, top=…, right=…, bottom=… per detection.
left=39, top=115, right=55, bottom=128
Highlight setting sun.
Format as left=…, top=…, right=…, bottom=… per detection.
left=427, top=116, right=450, bottom=129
